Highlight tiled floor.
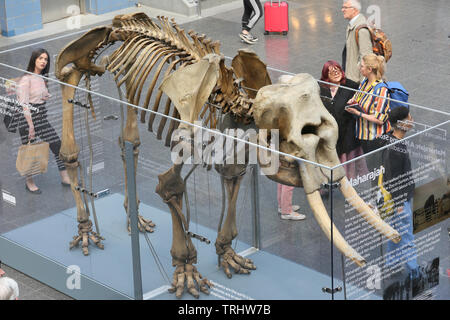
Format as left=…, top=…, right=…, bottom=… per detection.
left=0, top=0, right=449, bottom=300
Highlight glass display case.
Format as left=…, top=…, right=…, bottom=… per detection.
left=0, top=27, right=448, bottom=301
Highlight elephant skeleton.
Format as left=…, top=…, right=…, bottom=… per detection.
left=55, top=12, right=401, bottom=298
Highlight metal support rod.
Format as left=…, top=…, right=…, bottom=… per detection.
left=341, top=254, right=347, bottom=300
left=84, top=104, right=101, bottom=236
left=125, top=141, right=143, bottom=300
left=330, top=169, right=335, bottom=300
left=196, top=0, right=202, bottom=17
left=250, top=165, right=261, bottom=250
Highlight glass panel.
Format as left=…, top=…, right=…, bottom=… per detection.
left=332, top=111, right=449, bottom=300
left=0, top=54, right=338, bottom=300
left=0, top=63, right=135, bottom=299
left=133, top=106, right=335, bottom=300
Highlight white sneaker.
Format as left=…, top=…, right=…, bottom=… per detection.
left=278, top=205, right=300, bottom=214
left=280, top=212, right=306, bottom=220
left=239, top=32, right=258, bottom=44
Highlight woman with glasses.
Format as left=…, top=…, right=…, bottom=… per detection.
left=319, top=60, right=367, bottom=179
left=341, top=0, right=373, bottom=82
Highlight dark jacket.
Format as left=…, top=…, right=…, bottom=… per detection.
left=378, top=132, right=415, bottom=206
left=320, top=79, right=360, bottom=155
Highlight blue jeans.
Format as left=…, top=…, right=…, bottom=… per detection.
left=385, top=199, right=419, bottom=276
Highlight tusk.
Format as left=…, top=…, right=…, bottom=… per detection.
left=306, top=191, right=366, bottom=267
left=339, top=177, right=401, bottom=244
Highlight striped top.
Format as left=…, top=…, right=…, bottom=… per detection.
left=354, top=78, right=391, bottom=140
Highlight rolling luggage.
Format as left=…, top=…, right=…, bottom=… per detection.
left=264, top=0, right=289, bottom=35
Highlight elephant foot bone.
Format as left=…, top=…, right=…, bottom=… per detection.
left=127, top=215, right=156, bottom=233
left=218, top=246, right=256, bottom=278
left=168, top=264, right=212, bottom=299
left=69, top=220, right=104, bottom=256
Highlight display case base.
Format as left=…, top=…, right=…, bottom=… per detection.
left=1, top=193, right=379, bottom=300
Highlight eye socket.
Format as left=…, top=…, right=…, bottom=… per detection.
left=301, top=124, right=317, bottom=135
left=300, top=93, right=310, bottom=100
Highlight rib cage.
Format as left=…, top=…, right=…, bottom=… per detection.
left=96, top=13, right=251, bottom=146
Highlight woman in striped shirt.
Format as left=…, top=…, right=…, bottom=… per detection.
left=345, top=53, right=391, bottom=154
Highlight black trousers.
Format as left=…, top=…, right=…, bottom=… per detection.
left=242, top=0, right=262, bottom=31
left=18, top=103, right=65, bottom=171
left=360, top=139, right=384, bottom=190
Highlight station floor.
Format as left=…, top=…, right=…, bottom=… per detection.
left=0, top=0, right=449, bottom=300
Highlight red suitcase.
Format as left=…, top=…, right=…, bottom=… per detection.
left=264, top=0, right=289, bottom=35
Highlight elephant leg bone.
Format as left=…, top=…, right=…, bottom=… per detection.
left=156, top=164, right=211, bottom=298
left=70, top=219, right=104, bottom=256
left=60, top=67, right=104, bottom=255
left=120, top=103, right=155, bottom=233
left=168, top=264, right=212, bottom=299
left=215, top=175, right=256, bottom=278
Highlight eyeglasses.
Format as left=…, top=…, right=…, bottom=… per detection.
left=328, top=68, right=342, bottom=75
left=342, top=6, right=354, bottom=10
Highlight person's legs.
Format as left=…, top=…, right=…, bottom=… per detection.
left=279, top=184, right=305, bottom=220
left=360, top=139, right=382, bottom=192
left=280, top=185, right=293, bottom=214
left=241, top=0, right=252, bottom=32
left=245, top=0, right=262, bottom=31
left=34, top=111, right=70, bottom=184
left=240, top=0, right=261, bottom=43
left=341, top=147, right=370, bottom=179
left=385, top=199, right=418, bottom=276
left=400, top=199, right=419, bottom=275
left=277, top=183, right=282, bottom=207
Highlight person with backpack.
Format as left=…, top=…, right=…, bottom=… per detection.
left=346, top=53, right=391, bottom=155
left=377, top=106, right=420, bottom=283
left=341, top=0, right=373, bottom=82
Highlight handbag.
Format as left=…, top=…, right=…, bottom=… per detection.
left=3, top=102, right=20, bottom=133
left=16, top=141, right=50, bottom=176
left=376, top=148, right=395, bottom=220
left=377, top=170, right=395, bottom=219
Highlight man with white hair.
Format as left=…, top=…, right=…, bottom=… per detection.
left=341, top=0, right=373, bottom=82
left=0, top=277, right=19, bottom=300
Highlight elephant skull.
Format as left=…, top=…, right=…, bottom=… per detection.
left=253, top=73, right=401, bottom=267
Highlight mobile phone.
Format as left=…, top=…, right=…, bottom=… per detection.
left=345, top=103, right=359, bottom=109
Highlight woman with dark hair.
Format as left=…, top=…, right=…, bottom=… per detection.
left=16, top=48, right=70, bottom=194
left=319, top=60, right=367, bottom=179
